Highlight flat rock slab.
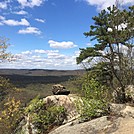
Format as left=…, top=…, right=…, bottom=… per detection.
left=49, top=116, right=112, bottom=134
left=111, top=117, right=134, bottom=134
left=49, top=116, right=134, bottom=134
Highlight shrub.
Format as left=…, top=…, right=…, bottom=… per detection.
left=0, top=76, right=17, bottom=101
left=76, top=78, right=110, bottom=121
left=0, top=97, right=22, bottom=134
left=0, top=76, right=11, bottom=101
left=25, top=96, right=66, bottom=134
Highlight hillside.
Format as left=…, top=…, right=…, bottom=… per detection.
left=0, top=69, right=84, bottom=88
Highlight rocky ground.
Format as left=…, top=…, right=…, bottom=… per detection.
left=17, top=95, right=134, bottom=134
left=111, top=117, right=134, bottom=134
left=49, top=114, right=134, bottom=134
left=48, top=99, right=134, bottom=134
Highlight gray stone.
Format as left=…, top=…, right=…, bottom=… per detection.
left=43, top=95, right=80, bottom=122
left=52, top=84, right=70, bottom=95
left=125, top=85, right=134, bottom=102
left=109, top=103, right=126, bottom=116
left=112, top=85, right=134, bottom=103
left=49, top=116, right=112, bottom=134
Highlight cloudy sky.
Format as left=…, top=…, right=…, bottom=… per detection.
left=0, top=0, right=133, bottom=70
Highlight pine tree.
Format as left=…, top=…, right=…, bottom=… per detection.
left=77, top=5, right=134, bottom=103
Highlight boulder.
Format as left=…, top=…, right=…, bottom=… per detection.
left=125, top=85, right=134, bottom=102
left=121, top=105, right=134, bottom=118
left=16, top=95, right=79, bottom=134
left=52, top=84, right=70, bottom=95
left=109, top=103, right=134, bottom=118
left=109, top=103, right=126, bottom=116
left=112, top=85, right=134, bottom=103
left=44, top=95, right=79, bottom=122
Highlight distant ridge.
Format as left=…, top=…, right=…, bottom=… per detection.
left=0, top=69, right=85, bottom=88
left=0, top=69, right=84, bottom=76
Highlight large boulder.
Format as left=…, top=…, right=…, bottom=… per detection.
left=16, top=95, right=79, bottom=134
left=52, top=84, right=70, bottom=95
left=44, top=95, right=79, bottom=122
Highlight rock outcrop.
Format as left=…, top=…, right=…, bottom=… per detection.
left=49, top=116, right=113, bottom=134
left=49, top=103, right=134, bottom=134
left=49, top=116, right=134, bottom=134
left=52, top=84, right=70, bottom=95
left=44, top=95, right=79, bottom=122
left=16, top=95, right=80, bottom=134
left=109, top=103, right=134, bottom=118
left=16, top=94, right=134, bottom=134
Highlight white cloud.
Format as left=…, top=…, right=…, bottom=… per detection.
left=0, top=1, right=13, bottom=10
left=122, top=0, right=134, bottom=5
left=108, top=23, right=128, bottom=32
left=34, top=49, right=47, bottom=54
left=14, top=10, right=28, bottom=15
left=0, top=16, right=5, bottom=20
left=0, top=49, right=80, bottom=70
left=84, top=0, right=134, bottom=10
left=107, top=27, right=113, bottom=32
left=18, top=27, right=41, bottom=35
left=21, top=51, right=32, bottom=55
left=34, top=49, right=61, bottom=58
left=17, top=0, right=45, bottom=8
left=3, top=18, right=30, bottom=26
left=47, top=52, right=66, bottom=59
left=0, top=22, right=3, bottom=25
left=48, top=40, right=78, bottom=49
left=86, top=42, right=92, bottom=46
left=116, top=23, right=127, bottom=30
left=0, top=2, right=7, bottom=9
left=35, top=18, right=45, bottom=23
left=0, top=16, right=5, bottom=25
left=34, top=49, right=59, bottom=55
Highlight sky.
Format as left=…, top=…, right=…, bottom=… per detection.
left=0, top=0, right=134, bottom=70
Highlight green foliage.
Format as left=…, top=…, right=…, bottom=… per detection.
left=25, top=96, right=66, bottom=134
left=76, top=78, right=110, bottom=121
left=82, top=78, right=110, bottom=100
left=0, top=97, right=22, bottom=134
left=77, top=5, right=134, bottom=102
left=0, top=37, right=15, bottom=101
left=0, top=36, right=12, bottom=62
left=0, top=76, right=16, bottom=101
left=76, top=47, right=102, bottom=64
left=76, top=98, right=108, bottom=121
left=25, top=95, right=44, bottom=113
left=0, top=72, right=23, bottom=133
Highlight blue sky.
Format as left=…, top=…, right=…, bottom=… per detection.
left=0, top=0, right=133, bottom=70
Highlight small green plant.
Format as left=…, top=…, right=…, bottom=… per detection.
left=25, top=96, right=66, bottom=134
